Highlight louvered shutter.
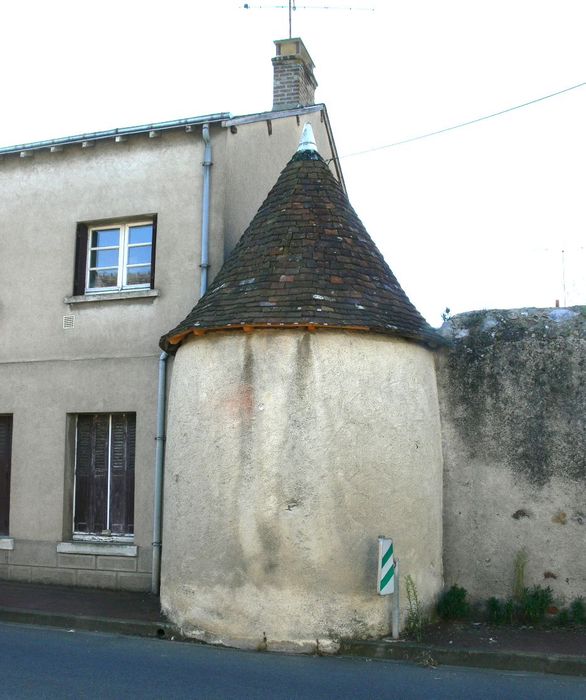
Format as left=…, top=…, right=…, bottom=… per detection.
left=109, top=413, right=135, bottom=535
left=149, top=214, right=157, bottom=289
left=73, top=223, right=89, bottom=296
left=74, top=414, right=109, bottom=534
left=0, top=416, right=13, bottom=536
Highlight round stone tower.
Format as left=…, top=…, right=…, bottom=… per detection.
left=159, top=126, right=444, bottom=651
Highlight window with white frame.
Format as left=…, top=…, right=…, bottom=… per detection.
left=86, top=221, right=154, bottom=292
left=73, top=413, right=135, bottom=539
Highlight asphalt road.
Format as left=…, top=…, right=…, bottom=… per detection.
left=0, top=622, right=584, bottom=699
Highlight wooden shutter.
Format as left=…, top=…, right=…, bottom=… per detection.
left=149, top=214, right=157, bottom=289
left=109, top=413, right=135, bottom=535
left=74, top=414, right=109, bottom=534
left=73, top=223, right=89, bottom=296
left=0, top=416, right=13, bottom=536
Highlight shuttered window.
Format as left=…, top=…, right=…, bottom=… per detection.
left=0, top=416, right=12, bottom=536
left=74, top=413, right=135, bottom=537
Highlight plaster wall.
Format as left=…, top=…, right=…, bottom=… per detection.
left=161, top=330, right=443, bottom=650
left=0, top=128, right=222, bottom=363
left=0, top=115, right=309, bottom=589
left=437, top=308, right=586, bottom=603
left=0, top=356, right=157, bottom=590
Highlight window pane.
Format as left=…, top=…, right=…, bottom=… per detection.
left=128, top=224, right=153, bottom=245
left=125, top=265, right=151, bottom=286
left=127, top=246, right=151, bottom=265
left=90, top=249, right=119, bottom=268
left=91, top=228, right=120, bottom=248
left=89, top=269, right=118, bottom=288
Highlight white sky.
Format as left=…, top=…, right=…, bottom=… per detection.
left=2, top=0, right=585, bottom=325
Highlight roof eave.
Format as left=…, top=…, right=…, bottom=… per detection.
left=160, top=322, right=445, bottom=355
left=0, top=112, right=232, bottom=155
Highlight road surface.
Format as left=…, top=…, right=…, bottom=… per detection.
left=0, top=622, right=584, bottom=699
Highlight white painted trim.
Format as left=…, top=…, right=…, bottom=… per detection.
left=86, top=220, right=153, bottom=294
left=0, top=537, right=14, bottom=551
left=57, top=542, right=137, bottom=557
left=64, top=288, right=159, bottom=304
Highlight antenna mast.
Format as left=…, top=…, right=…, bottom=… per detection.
left=242, top=2, right=374, bottom=38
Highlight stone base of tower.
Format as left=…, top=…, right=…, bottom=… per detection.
left=160, top=330, right=443, bottom=649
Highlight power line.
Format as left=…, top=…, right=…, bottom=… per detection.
left=330, top=80, right=586, bottom=162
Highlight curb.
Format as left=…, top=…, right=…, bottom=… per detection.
left=0, top=606, right=178, bottom=640
left=340, top=639, right=586, bottom=678
left=2, top=607, right=584, bottom=678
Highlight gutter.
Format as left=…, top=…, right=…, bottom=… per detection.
left=0, top=113, right=231, bottom=155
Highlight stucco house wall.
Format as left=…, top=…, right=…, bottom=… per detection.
left=437, top=307, right=586, bottom=604
left=0, top=108, right=337, bottom=590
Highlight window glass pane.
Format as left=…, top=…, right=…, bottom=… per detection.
left=91, top=228, right=120, bottom=248
left=128, top=224, right=153, bottom=245
left=125, top=265, right=151, bottom=286
left=127, top=246, right=152, bottom=265
left=90, top=249, right=119, bottom=268
left=89, top=269, right=118, bottom=288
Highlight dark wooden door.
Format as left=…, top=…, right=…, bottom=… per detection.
left=0, top=416, right=13, bottom=536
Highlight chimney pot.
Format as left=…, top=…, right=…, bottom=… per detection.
left=272, top=37, right=317, bottom=111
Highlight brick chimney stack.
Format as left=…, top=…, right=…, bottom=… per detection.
left=272, top=38, right=317, bottom=111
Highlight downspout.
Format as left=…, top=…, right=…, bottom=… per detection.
left=151, top=124, right=213, bottom=595
left=151, top=350, right=168, bottom=594
left=200, top=122, right=213, bottom=297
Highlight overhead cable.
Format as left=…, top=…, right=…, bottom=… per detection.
left=329, top=80, right=586, bottom=162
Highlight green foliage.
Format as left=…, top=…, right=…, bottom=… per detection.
left=570, top=598, right=586, bottom=625
left=485, top=587, right=554, bottom=626
left=486, top=597, right=503, bottom=624
left=485, top=596, right=515, bottom=625
left=404, top=574, right=426, bottom=641
left=512, top=549, right=528, bottom=600
left=518, top=586, right=553, bottom=624
left=556, top=609, right=570, bottom=627
left=502, top=599, right=516, bottom=625
left=437, top=585, right=470, bottom=620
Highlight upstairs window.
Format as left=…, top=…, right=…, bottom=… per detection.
left=73, top=216, right=157, bottom=295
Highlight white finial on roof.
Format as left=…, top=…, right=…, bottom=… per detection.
left=297, top=123, right=317, bottom=152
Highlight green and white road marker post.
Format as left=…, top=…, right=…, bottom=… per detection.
left=377, top=536, right=400, bottom=639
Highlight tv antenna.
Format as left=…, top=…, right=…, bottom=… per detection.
left=242, top=2, right=374, bottom=39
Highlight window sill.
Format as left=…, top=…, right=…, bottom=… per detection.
left=0, top=537, right=14, bottom=551
left=64, top=289, right=159, bottom=304
left=57, top=541, right=137, bottom=557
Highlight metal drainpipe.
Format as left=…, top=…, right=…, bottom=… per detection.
left=151, top=124, right=213, bottom=595
left=151, top=350, right=168, bottom=594
left=200, top=122, right=212, bottom=297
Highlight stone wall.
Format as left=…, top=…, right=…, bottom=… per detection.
left=437, top=307, right=586, bottom=603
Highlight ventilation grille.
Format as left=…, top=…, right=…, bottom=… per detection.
left=63, top=315, right=75, bottom=330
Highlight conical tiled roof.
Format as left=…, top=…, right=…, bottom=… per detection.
left=160, top=143, right=442, bottom=353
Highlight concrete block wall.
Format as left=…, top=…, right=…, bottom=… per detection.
left=0, top=540, right=152, bottom=591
